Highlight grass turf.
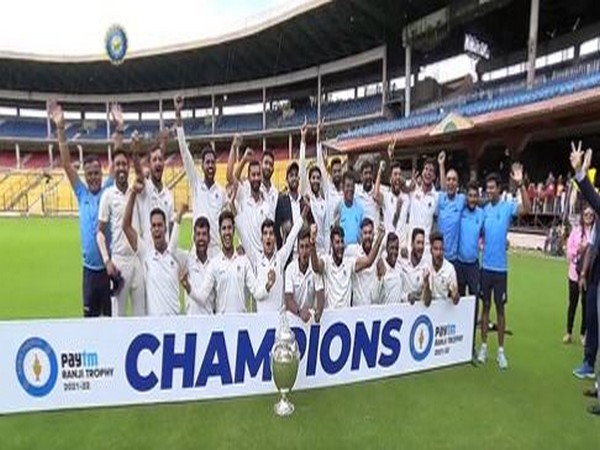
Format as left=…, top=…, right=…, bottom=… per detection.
left=0, top=217, right=599, bottom=449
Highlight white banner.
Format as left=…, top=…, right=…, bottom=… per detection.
left=0, top=298, right=475, bottom=414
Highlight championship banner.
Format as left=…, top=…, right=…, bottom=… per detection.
left=0, top=298, right=475, bottom=415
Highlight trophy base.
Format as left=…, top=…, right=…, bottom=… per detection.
left=273, top=396, right=295, bottom=417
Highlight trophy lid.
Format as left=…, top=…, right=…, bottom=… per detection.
left=276, top=308, right=295, bottom=344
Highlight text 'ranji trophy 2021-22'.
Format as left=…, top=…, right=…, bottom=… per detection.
left=271, top=308, right=300, bottom=417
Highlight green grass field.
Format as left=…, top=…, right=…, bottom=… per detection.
left=0, top=217, right=599, bottom=449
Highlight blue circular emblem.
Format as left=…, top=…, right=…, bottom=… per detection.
left=105, top=24, right=128, bottom=65
left=409, top=315, right=434, bottom=362
left=15, top=337, right=58, bottom=397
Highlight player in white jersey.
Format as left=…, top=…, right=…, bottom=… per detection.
left=298, top=120, right=328, bottom=254
left=285, top=227, right=324, bottom=322
left=174, top=96, right=226, bottom=258
left=233, top=146, right=278, bottom=219
left=122, top=180, right=186, bottom=316
left=407, top=157, right=439, bottom=248
left=400, top=227, right=431, bottom=304
left=316, top=131, right=343, bottom=237
left=188, top=210, right=269, bottom=314
left=375, top=142, right=412, bottom=252
left=97, top=148, right=146, bottom=317
left=228, top=147, right=272, bottom=268
left=423, top=232, right=459, bottom=306
left=376, top=232, right=409, bottom=304
left=346, top=218, right=384, bottom=306
left=311, top=223, right=384, bottom=309
left=355, top=160, right=381, bottom=227
left=173, top=212, right=215, bottom=315
left=255, top=204, right=308, bottom=313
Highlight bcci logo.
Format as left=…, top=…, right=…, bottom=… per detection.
left=409, top=315, right=434, bottom=362
left=15, top=337, right=59, bottom=397
left=105, top=24, right=128, bottom=65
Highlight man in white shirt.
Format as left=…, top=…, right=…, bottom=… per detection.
left=311, top=223, right=385, bottom=309
left=407, top=157, right=439, bottom=248
left=285, top=227, right=324, bottom=322
left=355, top=160, right=381, bottom=227
left=376, top=232, right=409, bottom=304
left=316, top=136, right=343, bottom=238
left=122, top=180, right=186, bottom=316
left=97, top=149, right=146, bottom=317
left=188, top=210, right=270, bottom=314
left=255, top=205, right=307, bottom=313
left=375, top=157, right=411, bottom=252
left=174, top=213, right=215, bottom=315
left=233, top=146, right=278, bottom=219
left=175, top=96, right=226, bottom=257
left=401, top=227, right=431, bottom=304
left=423, top=232, right=459, bottom=306
left=347, top=218, right=384, bottom=306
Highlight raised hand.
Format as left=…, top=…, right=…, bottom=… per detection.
left=570, top=141, right=593, bottom=173
left=309, top=223, right=318, bottom=246
left=316, top=118, right=325, bottom=141
left=110, top=103, right=124, bottom=128
left=174, top=95, right=184, bottom=113
left=130, top=130, right=141, bottom=153
left=379, top=159, right=386, bottom=175
left=242, top=147, right=253, bottom=161
left=300, top=116, right=308, bottom=141
left=437, top=150, right=446, bottom=166
left=47, top=100, right=64, bottom=128
left=176, top=203, right=188, bottom=223
left=132, top=178, right=145, bottom=194
left=510, top=162, right=524, bottom=185
left=387, top=138, right=397, bottom=161
left=233, top=133, right=243, bottom=150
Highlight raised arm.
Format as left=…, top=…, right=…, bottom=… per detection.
left=438, top=151, right=447, bottom=191
left=169, top=203, right=187, bottom=252
left=174, top=96, right=200, bottom=187
left=355, top=224, right=386, bottom=272
left=510, top=163, right=531, bottom=216
left=374, top=159, right=385, bottom=204
left=571, top=141, right=600, bottom=214
left=309, top=224, right=324, bottom=274
left=110, top=103, right=125, bottom=152
left=226, top=134, right=243, bottom=189
left=234, top=143, right=252, bottom=183
left=279, top=204, right=309, bottom=266
left=48, top=100, right=79, bottom=190
left=129, top=130, right=145, bottom=181
left=299, top=118, right=308, bottom=197
left=122, top=179, right=144, bottom=253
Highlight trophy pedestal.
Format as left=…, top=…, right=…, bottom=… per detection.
left=274, top=394, right=295, bottom=417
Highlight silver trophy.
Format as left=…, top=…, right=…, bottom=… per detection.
left=271, top=308, right=300, bottom=416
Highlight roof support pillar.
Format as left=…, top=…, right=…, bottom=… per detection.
left=211, top=94, right=216, bottom=135
left=159, top=98, right=164, bottom=131
left=317, top=68, right=322, bottom=123
left=404, top=43, right=412, bottom=117
left=15, top=143, right=20, bottom=169
left=262, top=86, right=267, bottom=131
left=382, top=44, right=388, bottom=113
left=526, top=0, right=540, bottom=89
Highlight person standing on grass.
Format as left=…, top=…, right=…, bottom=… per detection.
left=122, top=180, right=187, bottom=316
left=477, top=165, right=531, bottom=370
left=48, top=100, right=114, bottom=318
left=174, top=96, right=226, bottom=258
left=564, top=205, right=594, bottom=345
left=569, top=142, right=600, bottom=416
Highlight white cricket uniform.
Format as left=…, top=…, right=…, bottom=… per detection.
left=382, top=188, right=410, bottom=249
left=309, top=192, right=328, bottom=254
left=285, top=259, right=317, bottom=309
left=346, top=243, right=378, bottom=307
left=315, top=142, right=343, bottom=237
left=407, top=186, right=438, bottom=247
left=190, top=251, right=266, bottom=314
left=137, top=178, right=174, bottom=244
left=235, top=185, right=272, bottom=269
left=255, top=219, right=303, bottom=312
left=99, top=186, right=145, bottom=316
left=177, top=126, right=226, bottom=258
left=321, top=254, right=357, bottom=309
left=429, top=258, right=458, bottom=301
left=261, top=182, right=278, bottom=220
left=166, top=220, right=215, bottom=315
left=356, top=184, right=380, bottom=227
left=376, top=258, right=408, bottom=304
left=137, top=239, right=185, bottom=316
left=400, top=252, right=432, bottom=299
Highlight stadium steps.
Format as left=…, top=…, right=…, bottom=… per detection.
left=0, top=173, right=44, bottom=212
left=27, top=173, right=65, bottom=215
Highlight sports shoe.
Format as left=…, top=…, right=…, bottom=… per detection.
left=497, top=351, right=508, bottom=370
left=563, top=333, right=572, bottom=344
left=573, top=362, right=595, bottom=379
left=477, top=345, right=488, bottom=364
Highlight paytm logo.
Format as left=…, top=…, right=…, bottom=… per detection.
left=124, top=318, right=403, bottom=392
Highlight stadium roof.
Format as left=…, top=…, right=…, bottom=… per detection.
left=0, top=0, right=598, bottom=96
